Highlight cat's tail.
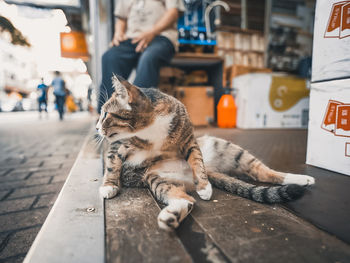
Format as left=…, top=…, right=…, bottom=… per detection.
left=207, top=171, right=306, bottom=203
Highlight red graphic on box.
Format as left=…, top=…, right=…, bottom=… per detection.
left=323, top=100, right=340, bottom=127
left=322, top=100, right=350, bottom=137
left=324, top=1, right=350, bottom=39
left=336, top=105, right=350, bottom=136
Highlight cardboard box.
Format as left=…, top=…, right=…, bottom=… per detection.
left=175, top=86, right=214, bottom=126
left=306, top=79, right=350, bottom=175
left=312, top=0, right=350, bottom=82
left=225, top=65, right=271, bottom=88
left=234, top=73, right=309, bottom=128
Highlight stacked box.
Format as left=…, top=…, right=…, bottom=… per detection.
left=307, top=79, right=350, bottom=175
left=311, top=0, right=350, bottom=82
left=307, top=0, right=350, bottom=176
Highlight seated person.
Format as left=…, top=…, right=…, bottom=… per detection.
left=98, top=0, right=185, bottom=112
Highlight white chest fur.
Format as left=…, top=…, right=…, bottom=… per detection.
left=133, top=114, right=174, bottom=149
left=124, top=114, right=174, bottom=165
left=126, top=150, right=156, bottom=165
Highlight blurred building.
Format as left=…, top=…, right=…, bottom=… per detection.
left=0, top=0, right=93, bottom=111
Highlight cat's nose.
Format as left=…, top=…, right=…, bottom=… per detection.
left=96, top=121, right=102, bottom=131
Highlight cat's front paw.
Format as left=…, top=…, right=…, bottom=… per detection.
left=197, top=182, right=212, bottom=200
left=283, top=174, right=315, bottom=186
left=99, top=185, right=119, bottom=199
left=157, top=199, right=194, bottom=231
left=158, top=208, right=180, bottom=231
left=117, top=144, right=130, bottom=159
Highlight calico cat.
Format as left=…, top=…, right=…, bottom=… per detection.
left=96, top=75, right=315, bottom=231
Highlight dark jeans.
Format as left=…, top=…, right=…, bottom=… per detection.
left=38, top=99, right=47, bottom=113
left=98, top=36, right=175, bottom=112
left=55, top=95, right=65, bottom=120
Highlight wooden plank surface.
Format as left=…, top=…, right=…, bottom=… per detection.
left=190, top=189, right=350, bottom=263
left=105, top=188, right=192, bottom=263
left=171, top=53, right=223, bottom=67
left=175, top=53, right=222, bottom=60
left=105, top=128, right=350, bottom=263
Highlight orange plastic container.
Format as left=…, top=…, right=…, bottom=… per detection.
left=217, top=92, right=237, bottom=128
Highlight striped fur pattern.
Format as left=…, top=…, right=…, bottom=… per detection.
left=96, top=76, right=315, bottom=231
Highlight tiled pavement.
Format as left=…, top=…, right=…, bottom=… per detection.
left=0, top=112, right=93, bottom=263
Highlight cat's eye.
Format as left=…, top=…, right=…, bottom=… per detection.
left=110, top=113, right=130, bottom=121
left=103, top=111, right=108, bottom=120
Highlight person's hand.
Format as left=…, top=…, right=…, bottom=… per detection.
left=132, top=30, right=156, bottom=52
left=110, top=32, right=127, bottom=47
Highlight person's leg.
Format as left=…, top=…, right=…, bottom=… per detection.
left=56, top=96, right=64, bottom=120
left=38, top=100, right=42, bottom=119
left=54, top=95, right=60, bottom=118
left=43, top=100, right=48, bottom=112
left=134, top=36, right=175, bottom=88
left=38, top=100, right=42, bottom=113
left=44, top=100, right=48, bottom=118
left=99, top=40, right=139, bottom=112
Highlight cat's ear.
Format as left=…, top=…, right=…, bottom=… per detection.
left=112, top=75, right=132, bottom=110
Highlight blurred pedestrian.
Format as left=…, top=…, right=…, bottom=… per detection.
left=87, top=84, right=93, bottom=113
left=37, top=78, right=48, bottom=118
left=98, top=0, right=184, bottom=112
left=51, top=71, right=66, bottom=120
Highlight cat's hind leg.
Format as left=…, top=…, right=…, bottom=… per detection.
left=199, top=135, right=315, bottom=186
left=182, top=136, right=212, bottom=200
left=144, top=171, right=195, bottom=231
left=241, top=154, right=315, bottom=186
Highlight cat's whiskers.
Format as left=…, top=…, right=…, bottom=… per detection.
left=96, top=137, right=105, bottom=149
left=91, top=133, right=105, bottom=149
